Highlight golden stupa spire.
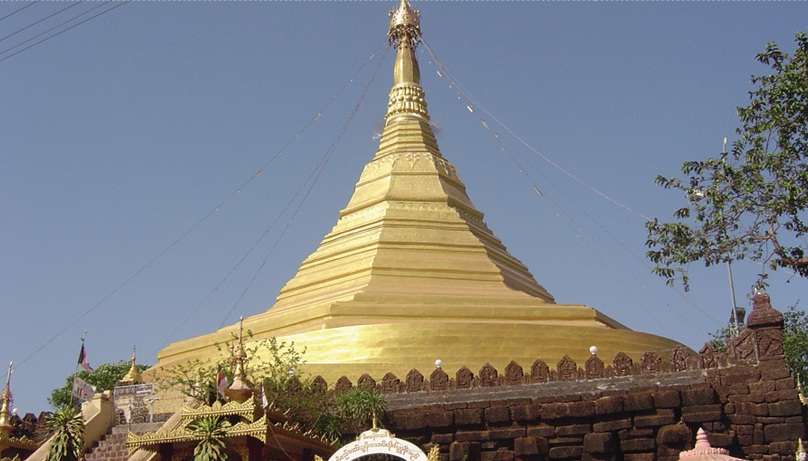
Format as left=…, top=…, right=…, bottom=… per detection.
left=119, top=345, right=143, bottom=385
left=225, top=316, right=252, bottom=403
left=0, top=362, right=13, bottom=437
left=385, top=0, right=429, bottom=125
left=797, top=438, right=806, bottom=461
left=155, top=1, right=683, bottom=384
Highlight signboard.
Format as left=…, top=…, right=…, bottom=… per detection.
left=329, top=428, right=431, bottom=461
left=72, top=376, right=95, bottom=401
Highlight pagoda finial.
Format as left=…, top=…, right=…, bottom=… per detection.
left=1, top=361, right=13, bottom=436
left=226, top=316, right=252, bottom=403
left=119, top=345, right=143, bottom=385
left=385, top=0, right=429, bottom=124
left=797, top=439, right=806, bottom=461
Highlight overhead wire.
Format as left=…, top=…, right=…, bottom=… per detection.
left=0, top=1, right=128, bottom=64
left=0, top=1, right=39, bottom=23
left=216, top=44, right=390, bottom=330
left=17, top=39, right=386, bottom=371
left=149, top=44, right=387, bottom=356
left=0, top=1, right=83, bottom=44
left=419, top=39, right=725, bottom=334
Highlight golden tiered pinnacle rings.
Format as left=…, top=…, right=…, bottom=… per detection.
left=385, top=0, right=429, bottom=125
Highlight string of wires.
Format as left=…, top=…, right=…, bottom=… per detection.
left=12, top=41, right=388, bottom=374
left=0, top=1, right=128, bottom=64
left=419, top=38, right=724, bottom=345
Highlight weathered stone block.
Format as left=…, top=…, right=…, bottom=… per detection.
left=485, top=405, right=511, bottom=424
left=720, top=366, right=761, bottom=385
left=548, top=446, right=583, bottom=460
left=510, top=403, right=541, bottom=423
left=527, top=424, right=556, bottom=438
left=707, top=432, right=735, bottom=447
left=758, top=359, right=790, bottom=380
left=652, top=391, right=681, bottom=408
left=681, top=404, right=723, bottom=423
left=634, top=409, right=677, bottom=427
left=621, top=438, right=656, bottom=452
left=594, top=396, right=623, bottom=415
left=555, top=424, right=590, bottom=436
left=623, top=454, right=654, bottom=461
left=739, top=402, right=769, bottom=416
left=569, top=401, right=595, bottom=418
left=656, top=423, right=691, bottom=447
left=542, top=403, right=569, bottom=420
left=455, top=430, right=489, bottom=442
left=583, top=432, right=615, bottom=453
left=490, top=426, right=526, bottom=440
left=514, top=436, right=539, bottom=456
left=770, top=441, right=798, bottom=455
left=764, top=423, right=805, bottom=442
left=593, top=418, right=632, bottom=432
left=450, top=441, right=480, bottom=461
left=432, top=433, right=454, bottom=444
left=455, top=408, right=483, bottom=425
left=768, top=400, right=803, bottom=417
left=682, top=388, right=718, bottom=406
left=774, top=377, right=795, bottom=390
left=624, top=393, right=654, bottom=412
left=728, top=413, right=755, bottom=424
left=426, top=410, right=454, bottom=428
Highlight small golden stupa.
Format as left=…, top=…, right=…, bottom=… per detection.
left=155, top=0, right=682, bottom=382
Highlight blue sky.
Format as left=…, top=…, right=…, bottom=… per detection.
left=2, top=1, right=806, bottom=414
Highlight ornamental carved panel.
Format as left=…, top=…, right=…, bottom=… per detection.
left=641, top=351, right=662, bottom=375
left=755, top=327, right=784, bottom=360
left=728, top=329, right=756, bottom=365
left=335, top=376, right=353, bottom=393
left=406, top=369, right=424, bottom=392
left=381, top=372, right=400, bottom=394
left=556, top=356, right=577, bottom=381
left=530, top=360, right=549, bottom=383
left=456, top=366, right=474, bottom=389
left=357, top=374, right=376, bottom=392
left=429, top=368, right=449, bottom=391
left=613, top=352, right=633, bottom=377
left=700, top=344, right=718, bottom=369
left=670, top=344, right=691, bottom=372
left=504, top=360, right=524, bottom=385
left=585, top=355, right=604, bottom=379
left=479, top=363, right=498, bottom=387
left=312, top=375, right=328, bottom=394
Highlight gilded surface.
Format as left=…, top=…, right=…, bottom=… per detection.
left=153, top=0, right=683, bottom=391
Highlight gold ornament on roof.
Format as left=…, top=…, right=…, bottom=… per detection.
left=388, top=0, right=420, bottom=47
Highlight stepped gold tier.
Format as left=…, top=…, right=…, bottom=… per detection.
left=154, top=0, right=683, bottom=383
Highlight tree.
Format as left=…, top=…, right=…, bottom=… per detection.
left=646, top=32, right=808, bottom=290
left=335, top=387, right=388, bottom=435
left=46, top=406, right=84, bottom=461
left=49, top=361, right=150, bottom=409
left=187, top=415, right=230, bottom=461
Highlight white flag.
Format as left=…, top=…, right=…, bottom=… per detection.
left=72, top=376, right=95, bottom=401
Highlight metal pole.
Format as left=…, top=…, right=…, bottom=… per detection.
left=727, top=261, right=740, bottom=335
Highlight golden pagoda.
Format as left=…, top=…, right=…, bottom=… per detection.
left=0, top=363, right=39, bottom=461
left=155, top=0, right=682, bottom=383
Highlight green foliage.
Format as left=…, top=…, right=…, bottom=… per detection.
left=46, top=406, right=84, bottom=461
left=49, top=361, right=150, bottom=409
left=335, top=387, right=388, bottom=434
left=782, top=305, right=808, bottom=394
left=187, top=415, right=230, bottom=461
left=160, top=335, right=388, bottom=442
left=646, top=32, right=808, bottom=290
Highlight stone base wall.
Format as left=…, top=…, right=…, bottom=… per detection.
left=321, top=294, right=805, bottom=461
left=381, top=358, right=805, bottom=461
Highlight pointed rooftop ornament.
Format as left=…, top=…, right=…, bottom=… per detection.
left=679, top=428, right=744, bottom=461
left=225, top=316, right=253, bottom=403
left=797, top=439, right=806, bottom=461
left=385, top=0, right=429, bottom=125
left=0, top=362, right=12, bottom=437
left=118, top=345, right=144, bottom=386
